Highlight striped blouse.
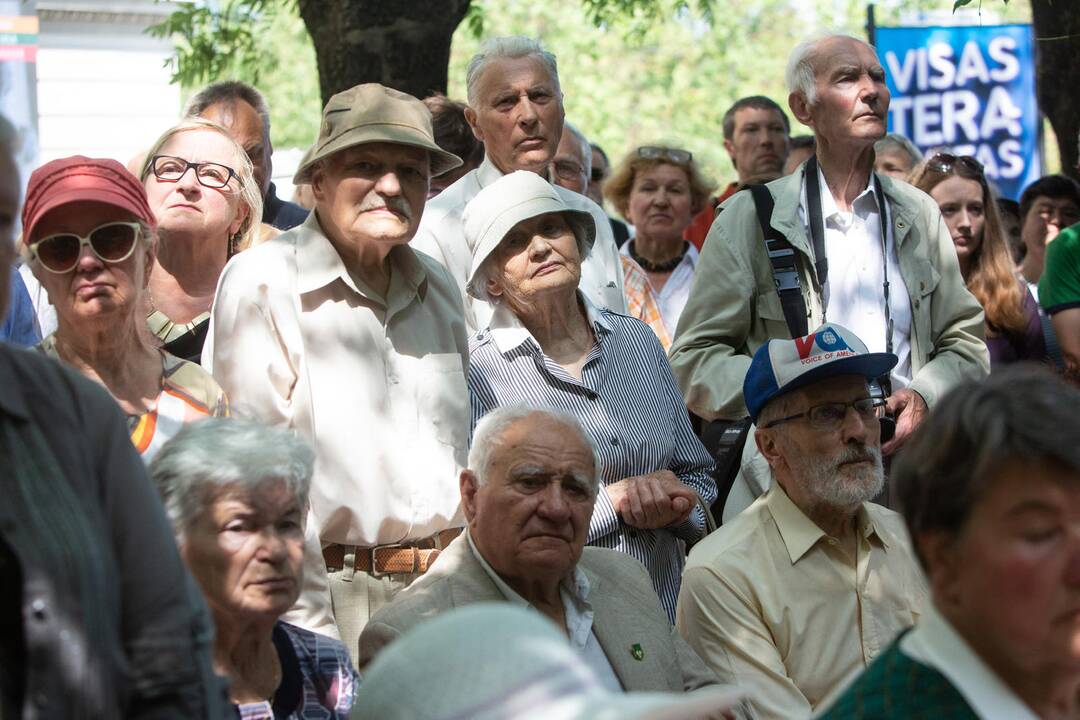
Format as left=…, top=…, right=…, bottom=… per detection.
left=467, top=295, right=717, bottom=621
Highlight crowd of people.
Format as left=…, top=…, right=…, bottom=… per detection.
left=1, top=28, right=1079, bottom=720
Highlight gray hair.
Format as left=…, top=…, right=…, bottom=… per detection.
left=469, top=406, right=601, bottom=495
left=150, top=417, right=315, bottom=541
left=562, top=121, right=592, bottom=179
left=874, top=132, right=923, bottom=166
left=466, top=36, right=561, bottom=108
left=786, top=32, right=871, bottom=107
left=184, top=80, right=271, bottom=135
left=139, top=117, right=264, bottom=253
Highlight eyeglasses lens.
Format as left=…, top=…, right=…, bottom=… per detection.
left=37, top=235, right=80, bottom=272
left=92, top=224, right=138, bottom=260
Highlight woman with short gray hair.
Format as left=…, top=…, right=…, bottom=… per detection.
left=151, top=417, right=359, bottom=719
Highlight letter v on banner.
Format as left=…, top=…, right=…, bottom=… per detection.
left=794, top=334, right=817, bottom=359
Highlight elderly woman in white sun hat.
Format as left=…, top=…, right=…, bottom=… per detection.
left=463, top=170, right=717, bottom=622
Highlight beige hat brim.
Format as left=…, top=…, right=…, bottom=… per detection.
left=466, top=196, right=596, bottom=300
left=292, top=122, right=462, bottom=184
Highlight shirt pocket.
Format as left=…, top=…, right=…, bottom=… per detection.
left=755, top=288, right=804, bottom=340
left=412, top=352, right=469, bottom=451
left=906, top=259, right=940, bottom=360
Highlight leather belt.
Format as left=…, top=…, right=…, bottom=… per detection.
left=323, top=528, right=462, bottom=576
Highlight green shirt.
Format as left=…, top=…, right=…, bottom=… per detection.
left=819, top=635, right=979, bottom=720
left=1040, top=223, right=1080, bottom=314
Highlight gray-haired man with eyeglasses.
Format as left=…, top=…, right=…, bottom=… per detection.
left=676, top=322, right=927, bottom=720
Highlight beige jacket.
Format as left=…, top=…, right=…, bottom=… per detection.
left=358, top=535, right=722, bottom=694
left=669, top=167, right=990, bottom=421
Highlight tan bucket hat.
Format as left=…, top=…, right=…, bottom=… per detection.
left=293, top=83, right=463, bottom=184
left=463, top=171, right=596, bottom=301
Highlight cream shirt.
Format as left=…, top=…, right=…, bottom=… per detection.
left=413, top=155, right=627, bottom=331
left=900, top=604, right=1039, bottom=720
left=204, top=212, right=469, bottom=632
left=676, top=485, right=927, bottom=720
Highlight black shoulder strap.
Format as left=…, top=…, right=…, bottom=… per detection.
left=749, top=184, right=808, bottom=338
left=803, top=155, right=830, bottom=289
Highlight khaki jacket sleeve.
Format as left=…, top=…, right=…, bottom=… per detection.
left=669, top=195, right=759, bottom=420
left=357, top=619, right=403, bottom=671
left=907, top=210, right=990, bottom=408
left=677, top=565, right=812, bottom=720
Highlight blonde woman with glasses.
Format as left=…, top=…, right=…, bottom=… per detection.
left=140, top=117, right=263, bottom=362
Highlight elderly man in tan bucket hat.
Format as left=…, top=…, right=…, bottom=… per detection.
left=204, top=83, right=471, bottom=659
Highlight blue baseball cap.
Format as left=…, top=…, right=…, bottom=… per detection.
left=743, top=324, right=898, bottom=422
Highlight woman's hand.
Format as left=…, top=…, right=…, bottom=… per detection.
left=606, top=471, right=699, bottom=529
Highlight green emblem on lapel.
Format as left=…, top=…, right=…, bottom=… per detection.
left=631, top=643, right=644, bottom=661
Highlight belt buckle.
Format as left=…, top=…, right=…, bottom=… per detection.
left=368, top=542, right=414, bottom=578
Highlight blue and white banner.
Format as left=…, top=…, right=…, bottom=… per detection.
left=877, top=24, right=1039, bottom=200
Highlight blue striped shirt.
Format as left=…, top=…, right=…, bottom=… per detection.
left=467, top=296, right=717, bottom=621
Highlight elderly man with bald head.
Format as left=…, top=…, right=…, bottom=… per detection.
left=412, top=36, right=627, bottom=330
left=670, top=33, right=988, bottom=517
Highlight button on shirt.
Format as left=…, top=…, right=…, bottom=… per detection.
left=619, top=242, right=698, bottom=337
left=414, top=155, right=628, bottom=331
left=676, top=485, right=927, bottom=719
left=205, top=212, right=470, bottom=631
left=467, top=295, right=717, bottom=622
left=800, top=165, right=913, bottom=388
left=467, top=530, right=624, bottom=692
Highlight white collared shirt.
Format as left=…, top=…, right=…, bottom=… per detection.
left=466, top=530, right=624, bottom=692
left=414, top=155, right=628, bottom=331
left=799, top=164, right=913, bottom=388
left=900, top=604, right=1040, bottom=720
left=619, top=241, right=698, bottom=336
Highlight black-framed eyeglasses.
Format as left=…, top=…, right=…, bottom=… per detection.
left=927, top=153, right=984, bottom=177
left=636, top=146, right=692, bottom=165
left=24, top=221, right=142, bottom=274
left=762, top=397, right=886, bottom=432
left=150, top=154, right=238, bottom=189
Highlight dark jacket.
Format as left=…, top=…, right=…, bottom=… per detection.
left=0, top=343, right=226, bottom=719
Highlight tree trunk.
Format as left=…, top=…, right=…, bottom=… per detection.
left=1031, top=0, right=1080, bottom=180
left=297, top=0, right=472, bottom=105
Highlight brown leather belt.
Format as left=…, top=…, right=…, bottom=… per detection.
left=323, top=528, right=462, bottom=576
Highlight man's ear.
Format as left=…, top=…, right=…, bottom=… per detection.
left=723, top=138, right=738, bottom=168
left=460, top=469, right=481, bottom=523
left=755, top=426, right=785, bottom=472
left=789, top=91, right=814, bottom=129
left=464, top=107, right=484, bottom=144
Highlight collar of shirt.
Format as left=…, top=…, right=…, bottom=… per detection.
left=900, top=604, right=1040, bottom=720
left=465, top=529, right=597, bottom=651
left=477, top=154, right=507, bottom=189
left=765, top=484, right=888, bottom=564
left=486, top=292, right=612, bottom=355
left=295, top=211, right=428, bottom=307
left=618, top=240, right=699, bottom=272
left=800, top=163, right=883, bottom=235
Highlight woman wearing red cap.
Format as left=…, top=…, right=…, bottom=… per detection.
left=21, top=155, right=228, bottom=461
left=139, top=117, right=263, bottom=362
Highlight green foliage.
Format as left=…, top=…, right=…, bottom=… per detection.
left=151, top=0, right=319, bottom=151
left=952, top=0, right=1009, bottom=10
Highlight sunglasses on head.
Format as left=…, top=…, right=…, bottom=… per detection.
left=25, top=221, right=142, bottom=274
left=636, top=146, right=692, bottom=165
left=927, top=153, right=984, bottom=177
